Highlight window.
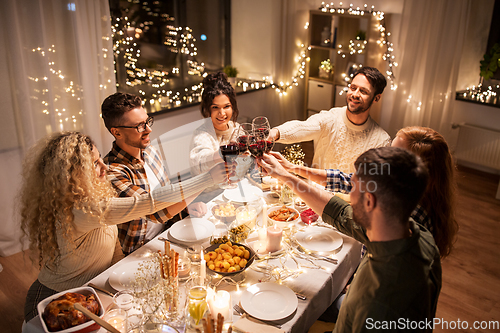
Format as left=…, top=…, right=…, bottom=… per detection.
left=109, top=0, right=230, bottom=112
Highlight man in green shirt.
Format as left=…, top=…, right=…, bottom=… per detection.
left=258, top=147, right=442, bottom=332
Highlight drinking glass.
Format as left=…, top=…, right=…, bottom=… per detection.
left=251, top=116, right=270, bottom=139
left=236, top=123, right=254, bottom=153
left=218, top=130, right=240, bottom=189
left=250, top=126, right=274, bottom=177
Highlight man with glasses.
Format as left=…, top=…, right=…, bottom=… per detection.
left=101, top=92, right=208, bottom=255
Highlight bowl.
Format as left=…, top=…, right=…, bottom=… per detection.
left=211, top=202, right=242, bottom=223
left=267, top=205, right=300, bottom=229
left=300, top=208, right=319, bottom=224
left=37, top=286, right=104, bottom=333
left=204, top=242, right=255, bottom=277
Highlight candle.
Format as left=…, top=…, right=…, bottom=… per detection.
left=178, top=255, right=191, bottom=280
left=266, top=225, right=282, bottom=253
left=103, top=309, right=127, bottom=333
left=261, top=203, right=268, bottom=228
left=209, top=290, right=232, bottom=323
left=258, top=227, right=267, bottom=242
left=199, top=250, right=206, bottom=285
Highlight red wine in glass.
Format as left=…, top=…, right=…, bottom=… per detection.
left=219, top=143, right=241, bottom=161
left=237, top=135, right=254, bottom=151
left=248, top=140, right=273, bottom=157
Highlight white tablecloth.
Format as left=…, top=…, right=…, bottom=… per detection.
left=24, top=189, right=362, bottom=333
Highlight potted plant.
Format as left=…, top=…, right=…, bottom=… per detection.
left=223, top=65, right=238, bottom=86
left=479, top=42, right=500, bottom=87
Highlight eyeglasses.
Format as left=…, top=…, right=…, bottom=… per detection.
left=113, top=116, right=154, bottom=133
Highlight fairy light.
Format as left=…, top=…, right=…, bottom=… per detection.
left=319, top=2, right=398, bottom=89
left=458, top=84, right=500, bottom=105
left=111, top=2, right=205, bottom=112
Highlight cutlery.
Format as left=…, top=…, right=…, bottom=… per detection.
left=296, top=246, right=338, bottom=264
left=88, top=283, right=115, bottom=297
left=295, top=292, right=307, bottom=300
left=158, top=237, right=196, bottom=252
left=233, top=304, right=282, bottom=329
left=73, top=303, right=120, bottom=333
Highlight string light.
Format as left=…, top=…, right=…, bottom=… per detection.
left=319, top=2, right=398, bottom=90
left=111, top=1, right=205, bottom=112
left=29, top=45, right=84, bottom=129
left=458, top=84, right=500, bottom=105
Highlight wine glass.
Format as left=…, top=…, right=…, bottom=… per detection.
left=236, top=123, right=254, bottom=153
left=251, top=116, right=270, bottom=139
left=250, top=131, right=274, bottom=177
left=218, top=130, right=240, bottom=189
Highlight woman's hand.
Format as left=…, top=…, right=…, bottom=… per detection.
left=256, top=153, right=291, bottom=182
left=187, top=202, right=208, bottom=217
left=268, top=151, right=295, bottom=171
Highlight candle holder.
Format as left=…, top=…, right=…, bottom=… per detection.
left=103, top=308, right=127, bottom=333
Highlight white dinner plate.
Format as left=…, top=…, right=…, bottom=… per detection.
left=240, top=282, right=298, bottom=321
left=169, top=217, right=215, bottom=243
left=223, top=179, right=262, bottom=203
left=294, top=226, right=343, bottom=254
left=109, top=260, right=157, bottom=291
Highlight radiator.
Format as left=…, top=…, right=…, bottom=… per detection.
left=452, top=123, right=500, bottom=199
left=453, top=123, right=500, bottom=170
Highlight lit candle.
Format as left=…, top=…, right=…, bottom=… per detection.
left=199, top=250, right=206, bottom=285
left=178, top=255, right=191, bottom=280
left=209, top=290, right=232, bottom=323
left=261, top=203, right=268, bottom=228
left=103, top=309, right=127, bottom=333
left=266, top=225, right=282, bottom=253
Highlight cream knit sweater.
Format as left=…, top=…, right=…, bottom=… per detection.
left=276, top=106, right=391, bottom=173
left=189, top=119, right=238, bottom=175
left=37, top=172, right=214, bottom=291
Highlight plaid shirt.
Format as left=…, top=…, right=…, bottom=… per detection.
left=325, top=168, right=432, bottom=232
left=104, top=142, right=184, bottom=255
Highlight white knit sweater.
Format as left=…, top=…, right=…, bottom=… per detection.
left=276, top=106, right=391, bottom=173
left=37, top=172, right=214, bottom=291
left=189, top=119, right=238, bottom=175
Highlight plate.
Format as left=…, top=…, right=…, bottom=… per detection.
left=240, top=282, right=298, bottom=321
left=294, top=226, right=343, bottom=254
left=169, top=217, right=215, bottom=243
left=109, top=260, right=157, bottom=291
left=223, top=179, right=263, bottom=203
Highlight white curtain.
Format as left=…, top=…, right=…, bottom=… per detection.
left=0, top=0, right=115, bottom=256
left=385, top=0, right=470, bottom=138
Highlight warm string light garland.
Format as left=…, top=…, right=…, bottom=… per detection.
left=458, top=84, right=500, bottom=105
left=111, top=1, right=205, bottom=111
left=318, top=2, right=398, bottom=90
left=29, top=45, right=85, bottom=130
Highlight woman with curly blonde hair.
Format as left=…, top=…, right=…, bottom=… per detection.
left=20, top=132, right=224, bottom=322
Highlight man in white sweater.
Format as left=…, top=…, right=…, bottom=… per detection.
left=270, top=67, right=391, bottom=173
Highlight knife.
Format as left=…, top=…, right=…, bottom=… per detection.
left=88, top=283, right=115, bottom=297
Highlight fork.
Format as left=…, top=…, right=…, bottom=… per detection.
left=233, top=304, right=282, bottom=329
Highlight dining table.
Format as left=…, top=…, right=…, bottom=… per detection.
left=23, top=178, right=362, bottom=333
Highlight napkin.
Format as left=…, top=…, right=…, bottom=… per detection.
left=232, top=314, right=285, bottom=333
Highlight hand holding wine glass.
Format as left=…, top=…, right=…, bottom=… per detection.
left=218, top=130, right=240, bottom=189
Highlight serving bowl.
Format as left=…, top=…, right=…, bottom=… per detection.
left=37, top=286, right=104, bottom=333
left=204, top=242, right=255, bottom=277
left=211, top=202, right=242, bottom=223
left=267, top=205, right=300, bottom=229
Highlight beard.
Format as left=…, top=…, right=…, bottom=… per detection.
left=124, top=133, right=150, bottom=150
left=346, top=94, right=375, bottom=115
left=352, top=197, right=371, bottom=230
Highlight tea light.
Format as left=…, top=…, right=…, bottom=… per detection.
left=209, top=290, right=232, bottom=323
left=266, top=225, right=282, bottom=253
left=113, top=290, right=134, bottom=311
left=103, top=309, right=127, bottom=333
left=178, top=254, right=191, bottom=280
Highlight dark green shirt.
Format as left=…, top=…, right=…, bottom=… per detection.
left=323, top=196, right=442, bottom=332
